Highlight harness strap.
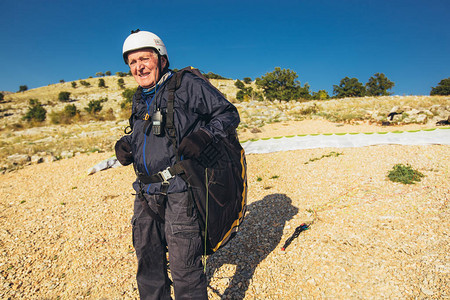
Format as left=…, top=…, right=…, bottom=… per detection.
left=138, top=190, right=165, bottom=223
left=166, top=72, right=179, bottom=161
left=138, top=68, right=199, bottom=222
left=137, top=163, right=185, bottom=184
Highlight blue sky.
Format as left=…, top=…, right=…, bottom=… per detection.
left=1, top=0, right=449, bottom=95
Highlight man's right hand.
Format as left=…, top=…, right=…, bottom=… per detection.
left=115, top=138, right=133, bottom=166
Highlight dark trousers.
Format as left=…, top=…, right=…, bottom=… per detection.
left=132, top=191, right=207, bottom=300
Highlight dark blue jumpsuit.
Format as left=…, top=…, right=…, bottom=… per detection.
left=119, top=70, right=240, bottom=299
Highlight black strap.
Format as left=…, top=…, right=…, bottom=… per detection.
left=138, top=190, right=165, bottom=223
left=137, top=163, right=185, bottom=184
left=138, top=68, right=196, bottom=221
left=166, top=72, right=180, bottom=161
left=125, top=87, right=144, bottom=134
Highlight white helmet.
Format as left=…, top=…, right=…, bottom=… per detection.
left=122, top=30, right=169, bottom=65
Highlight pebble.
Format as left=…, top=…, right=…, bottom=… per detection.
left=1, top=117, right=449, bottom=299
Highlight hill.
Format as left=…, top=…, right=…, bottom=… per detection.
left=0, top=75, right=449, bottom=172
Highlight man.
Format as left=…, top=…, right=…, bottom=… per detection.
left=115, top=30, right=240, bottom=299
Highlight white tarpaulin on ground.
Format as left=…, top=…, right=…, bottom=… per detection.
left=241, top=128, right=450, bottom=154
left=87, top=156, right=122, bottom=175
left=88, top=128, right=449, bottom=174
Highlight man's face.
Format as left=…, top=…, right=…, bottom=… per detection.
left=127, top=49, right=164, bottom=88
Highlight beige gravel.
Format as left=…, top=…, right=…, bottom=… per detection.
left=1, top=120, right=449, bottom=299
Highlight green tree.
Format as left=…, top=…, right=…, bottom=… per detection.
left=256, top=67, right=308, bottom=101
left=365, top=73, right=395, bottom=96
left=333, top=77, right=366, bottom=98
left=58, top=91, right=71, bottom=102
left=23, top=99, right=46, bottom=122
left=71, top=82, right=77, bottom=88
left=203, top=72, right=227, bottom=79
left=19, top=85, right=28, bottom=92
left=295, top=83, right=311, bottom=100
left=430, top=77, right=450, bottom=95
left=0, top=92, right=4, bottom=101
left=105, top=71, right=111, bottom=76
left=243, top=77, right=252, bottom=84
left=96, top=72, right=105, bottom=77
left=116, top=72, right=127, bottom=77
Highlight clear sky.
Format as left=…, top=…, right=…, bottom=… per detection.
left=1, top=0, right=449, bottom=95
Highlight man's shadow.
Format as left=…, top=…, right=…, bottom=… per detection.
left=205, top=193, right=298, bottom=299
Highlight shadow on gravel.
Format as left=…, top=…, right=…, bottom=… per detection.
left=206, top=193, right=298, bottom=299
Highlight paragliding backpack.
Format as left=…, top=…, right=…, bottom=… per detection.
left=138, top=67, right=247, bottom=254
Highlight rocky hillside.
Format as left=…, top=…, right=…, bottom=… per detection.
left=0, top=76, right=449, bottom=172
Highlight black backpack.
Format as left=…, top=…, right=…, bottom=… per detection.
left=137, top=67, right=247, bottom=254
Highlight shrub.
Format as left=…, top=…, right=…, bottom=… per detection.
left=23, top=99, right=46, bottom=122
left=80, top=80, right=90, bottom=87
left=98, top=78, right=106, bottom=88
left=71, top=82, right=77, bottom=88
left=58, top=91, right=71, bottom=102
left=235, top=79, right=245, bottom=89
left=387, top=164, right=424, bottom=184
left=19, top=85, right=28, bottom=92
left=235, top=79, right=261, bottom=101
left=64, top=104, right=78, bottom=117
left=300, top=103, right=320, bottom=115
left=102, top=107, right=116, bottom=121
left=84, top=100, right=103, bottom=114
left=118, top=78, right=125, bottom=89
left=312, top=90, right=330, bottom=100
left=50, top=104, right=79, bottom=124
left=121, top=87, right=137, bottom=109
left=0, top=92, right=3, bottom=101
left=236, top=90, right=245, bottom=101
left=116, top=72, right=127, bottom=77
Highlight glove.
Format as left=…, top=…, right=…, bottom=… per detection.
left=115, top=138, right=133, bottom=166
left=178, top=129, right=212, bottom=159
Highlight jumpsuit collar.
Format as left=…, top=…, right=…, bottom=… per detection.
left=142, top=70, right=173, bottom=97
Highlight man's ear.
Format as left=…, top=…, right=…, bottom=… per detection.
left=160, top=56, right=168, bottom=69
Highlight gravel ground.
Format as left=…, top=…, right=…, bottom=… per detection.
left=1, top=120, right=449, bottom=299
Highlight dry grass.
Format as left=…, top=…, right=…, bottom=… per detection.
left=1, top=76, right=449, bottom=172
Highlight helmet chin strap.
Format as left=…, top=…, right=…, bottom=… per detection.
left=153, top=54, right=163, bottom=93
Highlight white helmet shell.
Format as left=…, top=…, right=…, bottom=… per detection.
left=122, top=30, right=169, bottom=65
